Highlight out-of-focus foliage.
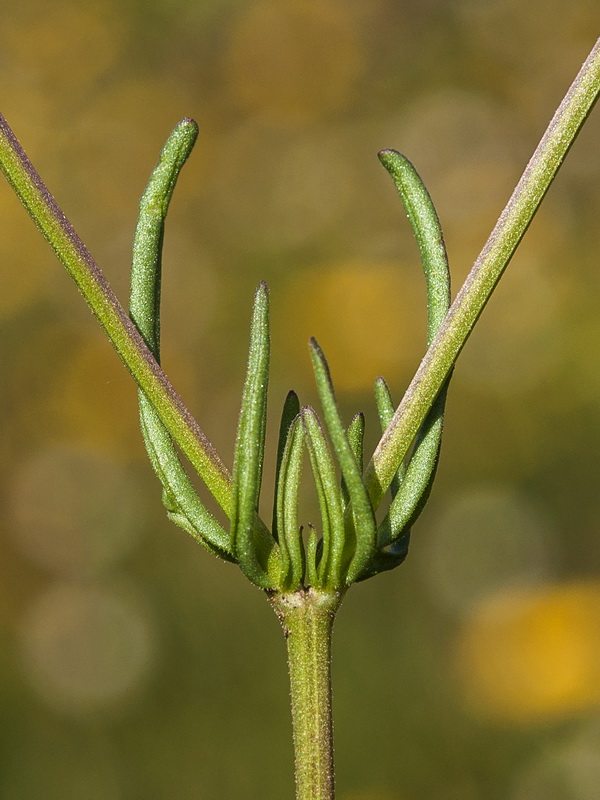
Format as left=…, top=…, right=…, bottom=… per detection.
left=1, top=1, right=600, bottom=797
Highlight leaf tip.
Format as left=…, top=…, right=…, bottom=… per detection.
left=378, top=149, right=413, bottom=178
left=378, top=147, right=400, bottom=163
left=300, top=404, right=321, bottom=428
left=308, top=336, right=325, bottom=362
left=173, top=118, right=199, bottom=149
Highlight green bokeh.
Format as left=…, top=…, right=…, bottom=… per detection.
left=1, top=1, right=600, bottom=798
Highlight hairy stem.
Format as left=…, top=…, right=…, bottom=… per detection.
left=0, top=114, right=231, bottom=513
left=270, top=589, right=344, bottom=800
left=366, top=36, right=600, bottom=507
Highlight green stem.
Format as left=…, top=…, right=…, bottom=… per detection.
left=0, top=114, right=232, bottom=514
left=365, top=35, right=600, bottom=507
left=270, top=589, right=345, bottom=800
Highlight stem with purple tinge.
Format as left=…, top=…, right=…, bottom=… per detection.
left=366, top=36, right=600, bottom=509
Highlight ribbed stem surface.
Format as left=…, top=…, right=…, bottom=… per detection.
left=271, top=589, right=344, bottom=800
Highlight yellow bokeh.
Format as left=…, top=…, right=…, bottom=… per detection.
left=0, top=208, right=51, bottom=319
left=68, top=79, right=198, bottom=222
left=208, top=118, right=357, bottom=247
left=1, top=2, right=124, bottom=92
left=456, top=582, right=600, bottom=721
left=344, top=792, right=402, bottom=800
left=20, top=581, right=154, bottom=714
left=54, top=334, right=140, bottom=458
left=224, top=0, right=365, bottom=122
left=0, top=1, right=599, bottom=795
left=9, top=445, right=145, bottom=578
left=457, top=238, right=567, bottom=393
left=54, top=333, right=199, bottom=459
left=275, top=259, right=427, bottom=393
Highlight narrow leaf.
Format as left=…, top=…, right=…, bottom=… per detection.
left=301, top=406, right=345, bottom=589
left=272, top=390, right=301, bottom=540
left=139, top=406, right=234, bottom=560
left=275, top=413, right=305, bottom=590
left=374, top=376, right=403, bottom=497
left=377, top=389, right=446, bottom=549
left=341, top=413, right=365, bottom=506
left=0, top=113, right=232, bottom=512
left=131, top=118, right=199, bottom=353
left=366, top=40, right=600, bottom=504
left=231, top=283, right=278, bottom=588
left=130, top=118, right=232, bottom=557
left=378, top=150, right=450, bottom=344
left=358, top=152, right=452, bottom=577
left=309, top=340, right=377, bottom=586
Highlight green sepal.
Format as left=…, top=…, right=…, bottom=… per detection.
left=309, top=339, right=377, bottom=586
left=272, top=390, right=301, bottom=540
left=130, top=118, right=233, bottom=557
left=231, top=282, right=280, bottom=589
left=341, top=413, right=365, bottom=507
left=301, top=406, right=345, bottom=589
left=274, top=412, right=305, bottom=591
left=358, top=149, right=453, bottom=578
left=374, top=377, right=403, bottom=498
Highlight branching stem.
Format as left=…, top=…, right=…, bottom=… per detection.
left=0, top=114, right=232, bottom=513
left=366, top=36, right=600, bottom=507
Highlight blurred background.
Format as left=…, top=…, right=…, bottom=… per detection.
left=1, top=1, right=600, bottom=798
